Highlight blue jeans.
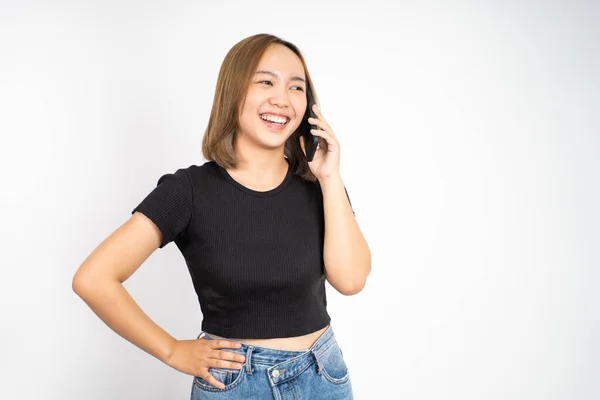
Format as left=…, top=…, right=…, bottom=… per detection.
left=190, top=324, right=354, bottom=399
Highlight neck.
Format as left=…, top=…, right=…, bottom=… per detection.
left=232, top=135, right=288, bottom=174
left=227, top=135, right=290, bottom=192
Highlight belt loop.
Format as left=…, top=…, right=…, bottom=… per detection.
left=311, top=349, right=323, bottom=374
left=245, top=345, right=254, bottom=374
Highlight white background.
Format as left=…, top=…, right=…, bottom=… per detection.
left=1, top=1, right=598, bottom=399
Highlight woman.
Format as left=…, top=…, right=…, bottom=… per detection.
left=72, top=33, right=371, bottom=399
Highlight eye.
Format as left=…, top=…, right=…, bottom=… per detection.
left=291, top=86, right=305, bottom=92
left=259, top=80, right=272, bottom=86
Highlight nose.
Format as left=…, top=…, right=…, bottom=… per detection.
left=268, top=87, right=291, bottom=108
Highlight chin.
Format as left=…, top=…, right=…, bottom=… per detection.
left=258, top=138, right=289, bottom=150
left=255, top=129, right=293, bottom=149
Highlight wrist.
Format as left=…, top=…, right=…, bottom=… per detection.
left=318, top=174, right=343, bottom=188
left=161, top=336, right=179, bottom=365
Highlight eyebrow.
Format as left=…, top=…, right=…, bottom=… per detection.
left=255, top=70, right=305, bottom=83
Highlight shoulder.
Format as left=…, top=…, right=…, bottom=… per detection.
left=283, top=173, right=323, bottom=204
left=184, top=160, right=226, bottom=188
left=144, top=161, right=220, bottom=202
left=182, top=160, right=220, bottom=176
left=161, top=161, right=220, bottom=184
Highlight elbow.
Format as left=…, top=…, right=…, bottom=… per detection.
left=336, top=276, right=368, bottom=296
left=72, top=272, right=92, bottom=298
left=72, top=267, right=123, bottom=300
left=326, top=259, right=371, bottom=296
left=72, top=268, right=104, bottom=298
left=342, top=259, right=371, bottom=296
left=339, top=285, right=364, bottom=296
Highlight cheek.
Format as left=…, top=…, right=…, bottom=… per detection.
left=239, top=96, right=261, bottom=126
left=244, top=88, right=266, bottom=109
left=294, top=96, right=307, bottom=117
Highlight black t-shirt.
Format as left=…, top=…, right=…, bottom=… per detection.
left=132, top=159, right=352, bottom=339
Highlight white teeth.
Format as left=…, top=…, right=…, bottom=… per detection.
left=260, top=114, right=288, bottom=124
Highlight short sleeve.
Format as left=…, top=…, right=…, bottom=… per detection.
left=131, top=168, right=193, bottom=248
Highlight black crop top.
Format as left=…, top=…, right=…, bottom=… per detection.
left=131, top=160, right=352, bottom=339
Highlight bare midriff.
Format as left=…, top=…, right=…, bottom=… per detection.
left=205, top=324, right=329, bottom=351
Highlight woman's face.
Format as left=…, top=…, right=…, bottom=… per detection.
left=237, top=44, right=308, bottom=152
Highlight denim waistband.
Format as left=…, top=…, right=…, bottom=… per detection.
left=198, top=325, right=337, bottom=384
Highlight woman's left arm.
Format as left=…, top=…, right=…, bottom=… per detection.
left=300, top=104, right=371, bottom=295
left=320, top=176, right=371, bottom=295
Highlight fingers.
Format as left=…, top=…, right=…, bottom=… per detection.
left=308, top=117, right=332, bottom=135
left=211, top=349, right=246, bottom=364
left=205, top=340, right=246, bottom=367
left=310, top=128, right=338, bottom=151
left=206, top=357, right=245, bottom=370
left=312, top=103, right=325, bottom=120
left=193, top=337, right=247, bottom=389
left=307, top=108, right=338, bottom=148
left=199, top=370, right=227, bottom=390
left=208, top=339, right=243, bottom=349
left=309, top=105, right=334, bottom=135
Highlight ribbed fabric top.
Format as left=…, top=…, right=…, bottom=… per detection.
left=131, top=159, right=350, bottom=339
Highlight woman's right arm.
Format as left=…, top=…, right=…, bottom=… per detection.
left=72, top=211, right=246, bottom=389
left=71, top=211, right=177, bottom=363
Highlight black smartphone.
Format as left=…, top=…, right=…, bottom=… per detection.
left=301, top=87, right=320, bottom=161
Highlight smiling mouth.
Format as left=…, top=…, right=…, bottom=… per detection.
left=259, top=113, right=290, bottom=126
